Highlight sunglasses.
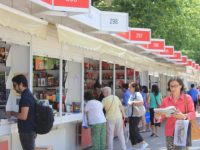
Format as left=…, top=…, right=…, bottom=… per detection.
left=13, top=84, right=18, bottom=88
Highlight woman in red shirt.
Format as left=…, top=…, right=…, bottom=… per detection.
left=155, top=76, right=196, bottom=150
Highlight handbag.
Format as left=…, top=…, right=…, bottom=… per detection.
left=131, top=93, right=146, bottom=117
left=153, top=93, right=161, bottom=108
left=184, top=94, right=200, bottom=146
left=105, top=96, right=114, bottom=117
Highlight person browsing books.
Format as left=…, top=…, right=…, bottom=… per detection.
left=101, top=87, right=126, bottom=150
left=6, top=75, right=36, bottom=150
left=84, top=92, right=106, bottom=150
left=154, top=76, right=196, bottom=150
left=147, top=84, right=163, bottom=137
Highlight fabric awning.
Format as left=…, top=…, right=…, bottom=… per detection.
left=57, top=24, right=158, bottom=68
left=0, top=3, right=48, bottom=39
left=57, top=24, right=103, bottom=52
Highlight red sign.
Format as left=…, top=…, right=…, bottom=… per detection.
left=130, top=29, right=151, bottom=43
left=116, top=28, right=151, bottom=44
left=192, top=62, right=196, bottom=68
left=54, top=0, right=89, bottom=8
left=195, top=64, right=199, bottom=70
left=183, top=60, right=192, bottom=66
left=168, top=52, right=181, bottom=60
left=175, top=56, right=187, bottom=63
left=148, top=39, right=165, bottom=52
left=140, top=45, right=148, bottom=49
left=158, top=46, right=174, bottom=57
left=116, top=32, right=129, bottom=40
left=31, top=0, right=90, bottom=12
left=42, top=0, right=52, bottom=4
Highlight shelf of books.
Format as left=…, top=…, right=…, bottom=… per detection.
left=33, top=56, right=82, bottom=122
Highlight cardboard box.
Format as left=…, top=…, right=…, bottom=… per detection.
left=36, top=146, right=53, bottom=150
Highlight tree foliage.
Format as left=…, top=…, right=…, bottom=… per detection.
left=94, top=0, right=200, bottom=64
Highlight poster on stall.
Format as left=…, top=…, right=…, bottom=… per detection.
left=12, top=73, right=29, bottom=97
left=70, top=74, right=80, bottom=87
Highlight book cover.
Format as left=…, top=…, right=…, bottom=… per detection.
left=41, top=78, right=46, bottom=86
left=0, top=47, right=5, bottom=63
left=35, top=59, right=44, bottom=70
left=0, top=72, right=5, bottom=86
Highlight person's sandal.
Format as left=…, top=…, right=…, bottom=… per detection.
left=156, top=135, right=159, bottom=137
left=139, top=130, right=146, bottom=133
left=150, top=133, right=155, bottom=137
left=146, top=129, right=150, bottom=132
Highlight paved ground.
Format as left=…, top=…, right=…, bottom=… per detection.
left=85, top=113, right=200, bottom=150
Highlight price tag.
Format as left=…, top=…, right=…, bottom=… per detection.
left=101, top=11, right=128, bottom=32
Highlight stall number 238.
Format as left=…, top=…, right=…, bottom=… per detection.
left=110, top=19, right=118, bottom=24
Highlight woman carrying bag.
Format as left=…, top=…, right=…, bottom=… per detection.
left=127, top=82, right=148, bottom=150
left=147, top=84, right=163, bottom=137
left=102, top=87, right=126, bottom=150
left=154, top=76, right=196, bottom=150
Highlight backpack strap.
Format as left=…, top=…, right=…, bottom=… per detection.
left=23, top=93, right=37, bottom=129
left=131, top=92, right=137, bottom=116
left=105, top=96, right=114, bottom=117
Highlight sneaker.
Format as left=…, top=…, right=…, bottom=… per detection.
left=140, top=143, right=149, bottom=150
left=127, top=147, right=137, bottom=150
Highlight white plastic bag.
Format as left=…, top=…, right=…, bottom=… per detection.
left=82, top=114, right=89, bottom=129
left=174, top=120, right=189, bottom=146
left=125, top=123, right=130, bottom=143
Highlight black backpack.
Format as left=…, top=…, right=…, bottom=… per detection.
left=25, top=93, right=54, bottom=134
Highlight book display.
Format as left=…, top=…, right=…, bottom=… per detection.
left=0, top=47, right=5, bottom=63
left=33, top=56, right=82, bottom=115
left=0, top=72, right=7, bottom=105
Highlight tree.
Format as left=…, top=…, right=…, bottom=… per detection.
left=94, top=0, right=200, bottom=64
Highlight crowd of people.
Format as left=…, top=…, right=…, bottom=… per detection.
left=84, top=76, right=198, bottom=150
left=5, top=74, right=198, bottom=150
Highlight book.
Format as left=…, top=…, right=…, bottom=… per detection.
left=154, top=106, right=177, bottom=117
left=0, top=47, right=5, bottom=63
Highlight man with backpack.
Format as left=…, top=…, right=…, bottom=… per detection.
left=6, top=74, right=36, bottom=150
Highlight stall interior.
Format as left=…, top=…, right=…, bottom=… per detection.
left=84, top=58, right=139, bottom=100
left=33, top=56, right=82, bottom=116
left=0, top=42, right=11, bottom=119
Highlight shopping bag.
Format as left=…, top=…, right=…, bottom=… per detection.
left=184, top=94, right=200, bottom=141
left=174, top=120, right=189, bottom=146
left=145, top=112, right=150, bottom=123
left=82, top=114, right=89, bottom=129
left=125, top=123, right=130, bottom=143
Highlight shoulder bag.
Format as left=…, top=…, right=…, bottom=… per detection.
left=105, top=96, right=114, bottom=118
left=132, top=93, right=145, bottom=117
left=153, top=93, right=161, bottom=108
left=184, top=94, right=200, bottom=146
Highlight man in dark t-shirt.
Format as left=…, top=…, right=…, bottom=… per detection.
left=6, top=75, right=36, bottom=150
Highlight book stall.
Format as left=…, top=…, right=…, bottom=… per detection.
left=0, top=1, right=200, bottom=150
